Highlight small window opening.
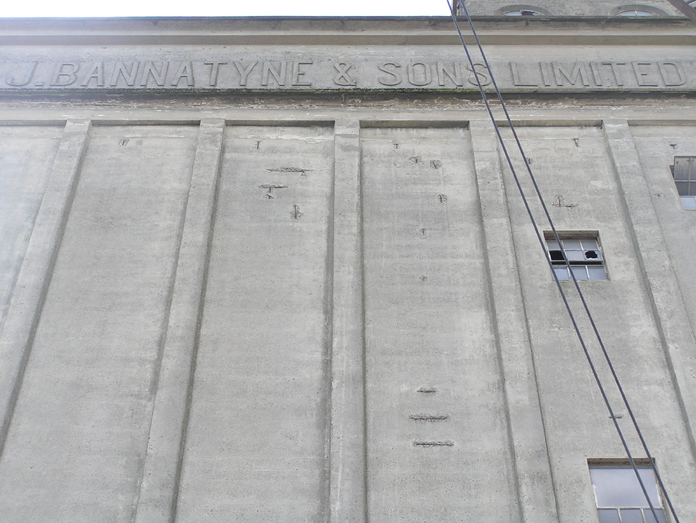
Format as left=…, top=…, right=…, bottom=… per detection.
left=671, top=156, right=696, bottom=210
left=611, top=5, right=667, bottom=17
left=617, top=9, right=657, bottom=16
left=495, top=4, right=551, bottom=16
left=545, top=232, right=607, bottom=281
left=589, top=461, right=667, bottom=523
left=504, top=9, right=542, bottom=16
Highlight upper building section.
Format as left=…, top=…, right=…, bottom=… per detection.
left=463, top=0, right=686, bottom=17
left=0, top=15, right=694, bottom=95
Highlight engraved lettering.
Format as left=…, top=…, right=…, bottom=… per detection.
left=80, top=62, right=104, bottom=87
left=589, top=62, right=603, bottom=86
left=110, top=62, right=140, bottom=87
left=171, top=62, right=194, bottom=87
left=658, top=62, right=686, bottom=87
left=602, top=62, right=625, bottom=86
left=540, top=62, right=552, bottom=87
left=510, top=62, right=538, bottom=87
left=51, top=62, right=79, bottom=87
left=140, top=61, right=168, bottom=87
left=261, top=61, right=287, bottom=87
left=205, top=61, right=227, bottom=87
left=378, top=62, right=402, bottom=86
left=632, top=62, right=659, bottom=87
left=333, top=62, right=357, bottom=86
left=291, top=60, right=313, bottom=86
left=436, top=62, right=463, bottom=87
left=552, top=62, right=589, bottom=86
left=5, top=62, right=38, bottom=87
left=407, top=62, right=432, bottom=86
left=233, top=61, right=258, bottom=87
left=467, top=62, right=492, bottom=87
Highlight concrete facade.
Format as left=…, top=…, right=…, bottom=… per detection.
left=0, top=6, right=695, bottom=523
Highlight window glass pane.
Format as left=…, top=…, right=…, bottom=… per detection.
left=590, top=468, right=662, bottom=508
left=597, top=509, right=621, bottom=523
left=553, top=266, right=569, bottom=281
left=571, top=266, right=589, bottom=280
left=644, top=509, right=667, bottom=523
left=582, top=239, right=599, bottom=250
left=673, top=157, right=695, bottom=181
left=618, top=9, right=655, bottom=16
left=566, top=250, right=586, bottom=262
left=673, top=164, right=690, bottom=180
left=676, top=181, right=690, bottom=196
left=681, top=196, right=696, bottom=210
left=620, top=509, right=644, bottom=523
left=562, top=239, right=582, bottom=250
left=547, top=240, right=560, bottom=250
left=588, top=266, right=608, bottom=281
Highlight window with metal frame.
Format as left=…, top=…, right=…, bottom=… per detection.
left=611, top=5, right=668, bottom=16
left=545, top=232, right=607, bottom=281
left=672, top=156, right=696, bottom=210
left=589, top=463, right=667, bottom=523
left=494, top=4, right=551, bottom=16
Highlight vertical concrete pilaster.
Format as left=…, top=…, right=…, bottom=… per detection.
left=134, top=119, right=225, bottom=523
left=603, top=119, right=696, bottom=456
left=470, top=120, right=559, bottom=523
left=329, top=119, right=367, bottom=523
left=0, top=119, right=90, bottom=456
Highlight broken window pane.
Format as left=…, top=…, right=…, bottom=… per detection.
left=549, top=250, right=565, bottom=261
left=546, top=232, right=607, bottom=281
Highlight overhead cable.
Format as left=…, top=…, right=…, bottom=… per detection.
left=446, top=1, right=680, bottom=521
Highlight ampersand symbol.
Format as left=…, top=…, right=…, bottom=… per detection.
left=333, top=63, right=357, bottom=86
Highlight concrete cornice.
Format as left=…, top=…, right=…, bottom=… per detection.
left=0, top=16, right=693, bottom=46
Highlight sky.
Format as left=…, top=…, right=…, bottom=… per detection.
left=0, top=0, right=450, bottom=18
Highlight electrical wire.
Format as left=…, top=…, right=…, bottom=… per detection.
left=447, top=1, right=680, bottom=521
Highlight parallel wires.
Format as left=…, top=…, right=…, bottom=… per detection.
left=446, top=1, right=680, bottom=521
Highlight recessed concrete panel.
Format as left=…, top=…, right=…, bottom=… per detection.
left=503, top=125, right=696, bottom=522
left=630, top=124, right=696, bottom=333
left=360, top=127, right=516, bottom=522
left=176, top=125, right=334, bottom=522
left=0, top=125, right=197, bottom=522
left=0, top=126, right=62, bottom=329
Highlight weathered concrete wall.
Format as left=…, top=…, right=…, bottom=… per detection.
left=0, top=126, right=62, bottom=328
left=0, top=15, right=694, bottom=523
left=465, top=0, right=684, bottom=16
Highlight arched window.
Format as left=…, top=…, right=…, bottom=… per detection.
left=496, top=5, right=551, bottom=16
left=611, top=5, right=667, bottom=17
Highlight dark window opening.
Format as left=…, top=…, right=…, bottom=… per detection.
left=671, top=156, right=696, bottom=210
